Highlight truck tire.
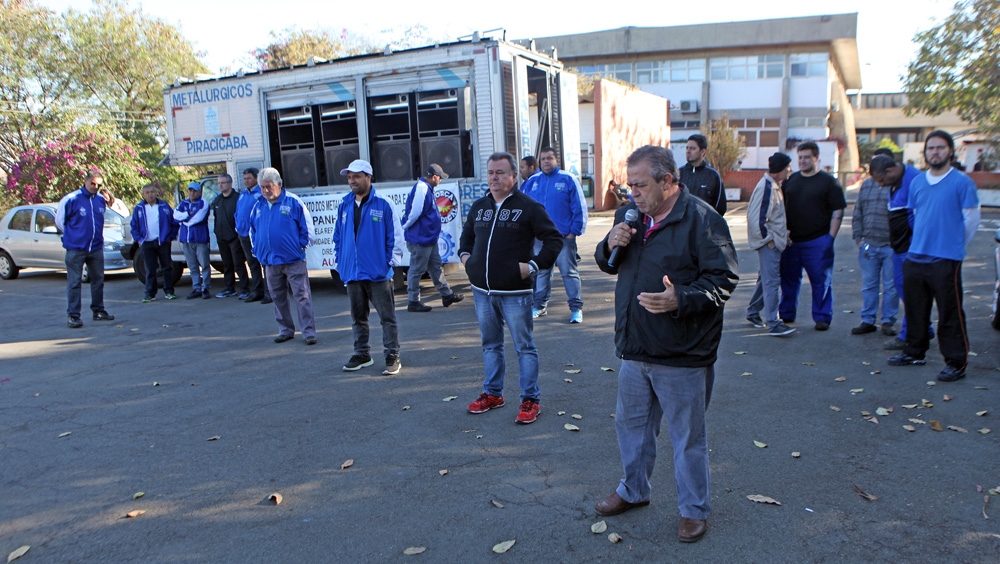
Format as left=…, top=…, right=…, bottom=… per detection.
left=0, top=250, right=19, bottom=280
left=171, top=261, right=185, bottom=287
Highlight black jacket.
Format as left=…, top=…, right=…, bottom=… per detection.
left=680, top=162, right=727, bottom=217
left=211, top=190, right=240, bottom=242
left=459, top=190, right=562, bottom=294
left=595, top=190, right=739, bottom=367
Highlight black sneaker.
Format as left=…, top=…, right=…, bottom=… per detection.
left=216, top=290, right=236, bottom=298
left=884, top=337, right=906, bottom=351
left=814, top=321, right=830, bottom=331
left=383, top=354, right=401, bottom=375
left=67, top=316, right=83, bottom=328
left=408, top=301, right=432, bottom=312
left=343, top=354, right=373, bottom=371
left=92, top=310, right=115, bottom=321
left=769, top=322, right=795, bottom=336
left=186, top=290, right=202, bottom=300
left=747, top=315, right=765, bottom=329
left=851, top=322, right=876, bottom=335
left=261, top=295, right=273, bottom=304
left=238, top=292, right=251, bottom=300
left=202, top=290, right=211, bottom=299
left=881, top=323, right=897, bottom=336
left=442, top=292, right=465, bottom=307
left=888, top=353, right=926, bottom=366
left=937, top=365, right=966, bottom=382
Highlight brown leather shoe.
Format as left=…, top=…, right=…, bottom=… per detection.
left=678, top=517, right=707, bottom=543
left=594, top=491, right=650, bottom=516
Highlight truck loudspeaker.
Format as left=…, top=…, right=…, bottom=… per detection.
left=280, top=149, right=318, bottom=188
left=419, top=137, right=462, bottom=179
left=325, top=144, right=360, bottom=186
left=375, top=140, right=413, bottom=181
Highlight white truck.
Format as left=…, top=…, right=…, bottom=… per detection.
left=158, top=36, right=581, bottom=285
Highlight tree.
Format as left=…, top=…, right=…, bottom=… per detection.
left=701, top=113, right=746, bottom=174
left=246, top=25, right=443, bottom=71
left=904, top=0, right=1000, bottom=136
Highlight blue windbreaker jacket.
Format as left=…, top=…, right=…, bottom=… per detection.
left=235, top=186, right=262, bottom=237
left=401, top=178, right=441, bottom=246
left=520, top=166, right=588, bottom=236
left=55, top=187, right=106, bottom=251
left=249, top=190, right=313, bottom=266
left=130, top=200, right=177, bottom=244
left=333, top=188, right=404, bottom=283
left=174, top=198, right=210, bottom=244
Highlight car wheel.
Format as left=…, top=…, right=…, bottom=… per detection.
left=82, top=263, right=90, bottom=284
left=171, top=261, right=185, bottom=286
left=0, top=250, right=19, bottom=280
left=133, top=251, right=147, bottom=283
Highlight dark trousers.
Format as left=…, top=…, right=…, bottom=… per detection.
left=218, top=236, right=247, bottom=293
left=346, top=280, right=399, bottom=357
left=239, top=235, right=267, bottom=298
left=141, top=240, right=173, bottom=298
left=902, top=259, right=968, bottom=369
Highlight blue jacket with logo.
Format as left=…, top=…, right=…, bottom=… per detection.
left=401, top=178, right=441, bottom=246
left=55, top=187, right=106, bottom=251
left=249, top=190, right=312, bottom=266
left=235, top=185, right=262, bottom=237
left=130, top=199, right=177, bottom=244
left=520, top=166, right=588, bottom=236
left=333, top=188, right=404, bottom=283
left=174, top=198, right=210, bottom=244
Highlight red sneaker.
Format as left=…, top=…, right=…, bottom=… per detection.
left=515, top=400, right=540, bottom=424
left=467, top=393, right=505, bottom=414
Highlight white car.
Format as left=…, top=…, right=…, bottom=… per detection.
left=0, top=203, right=131, bottom=281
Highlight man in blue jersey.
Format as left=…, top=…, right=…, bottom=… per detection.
left=887, top=131, right=980, bottom=382
left=55, top=171, right=115, bottom=328
left=520, top=147, right=588, bottom=323
left=175, top=182, right=212, bottom=299
left=130, top=184, right=178, bottom=303
left=250, top=168, right=317, bottom=345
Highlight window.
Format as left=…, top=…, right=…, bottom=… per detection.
left=788, top=117, right=826, bottom=128
left=759, top=131, right=780, bottom=147
left=738, top=130, right=758, bottom=147
left=665, top=59, right=705, bottom=82
left=635, top=61, right=660, bottom=84
left=670, top=120, right=701, bottom=130
left=8, top=209, right=31, bottom=231
left=576, top=63, right=633, bottom=82
left=34, top=209, right=56, bottom=233
left=710, top=55, right=783, bottom=80
left=790, top=53, right=828, bottom=77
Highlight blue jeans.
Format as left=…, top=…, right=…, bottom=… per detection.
left=182, top=242, right=211, bottom=292
left=746, top=244, right=782, bottom=325
left=614, top=360, right=712, bottom=519
left=472, top=289, right=539, bottom=402
left=65, top=249, right=105, bottom=317
left=534, top=237, right=583, bottom=312
left=858, top=244, right=898, bottom=325
left=779, top=234, right=835, bottom=323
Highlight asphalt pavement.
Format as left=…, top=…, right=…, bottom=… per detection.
left=1, top=203, right=999, bottom=563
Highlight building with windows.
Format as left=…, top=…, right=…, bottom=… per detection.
left=521, top=14, right=862, bottom=173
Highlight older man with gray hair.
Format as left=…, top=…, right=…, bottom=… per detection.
left=249, top=168, right=317, bottom=345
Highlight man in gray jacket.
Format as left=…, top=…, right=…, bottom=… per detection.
left=746, top=153, right=793, bottom=336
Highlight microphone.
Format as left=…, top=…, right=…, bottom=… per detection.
left=607, top=208, right=640, bottom=268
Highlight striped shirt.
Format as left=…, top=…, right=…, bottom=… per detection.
left=851, top=177, right=892, bottom=247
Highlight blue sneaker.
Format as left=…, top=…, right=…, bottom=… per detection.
left=532, top=307, right=547, bottom=319
left=570, top=310, right=583, bottom=324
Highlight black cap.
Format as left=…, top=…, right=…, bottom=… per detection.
left=768, top=152, right=792, bottom=174
left=425, top=163, right=449, bottom=179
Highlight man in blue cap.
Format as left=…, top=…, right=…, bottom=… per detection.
left=175, top=181, right=212, bottom=299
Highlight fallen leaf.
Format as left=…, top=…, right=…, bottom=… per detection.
left=476, top=435, right=483, bottom=439
left=601, top=367, right=615, bottom=372
left=341, top=459, right=354, bottom=470
left=969, top=351, right=978, bottom=356
left=830, top=405, right=842, bottom=412
left=734, top=351, right=747, bottom=355
left=33, top=393, right=38, bottom=397
left=903, top=425, right=916, bottom=432
left=125, top=510, right=146, bottom=518
left=162, top=324, right=169, bottom=328
left=492, top=540, right=516, bottom=554
left=909, top=418, right=926, bottom=425
left=948, top=425, right=969, bottom=433
left=927, top=381, right=936, bottom=386
left=803, top=362, right=816, bottom=366
left=741, top=372, right=753, bottom=377
left=862, top=361, right=871, bottom=366
left=850, top=388, right=864, bottom=395
left=269, top=493, right=282, bottom=505
left=115, top=323, right=123, bottom=328
left=557, top=411, right=566, bottom=416
left=571, top=414, right=583, bottom=420
left=975, top=386, right=988, bottom=390
left=984, top=495, right=991, bottom=520
left=980, top=428, right=992, bottom=435
left=130, top=328, right=139, bottom=331
left=58, top=431, right=72, bottom=438
left=747, top=494, right=782, bottom=505
left=944, top=395, right=954, bottom=402
left=442, top=396, right=457, bottom=402
left=861, top=411, right=871, bottom=416
left=886, top=407, right=894, bottom=413
left=608, top=533, right=623, bottom=543
left=7, top=546, right=29, bottom=563
left=929, top=420, right=943, bottom=431
left=564, top=378, right=573, bottom=383
left=403, top=547, right=427, bottom=555
left=450, top=356, right=458, bottom=359
left=876, top=407, right=889, bottom=416
left=206, top=435, right=220, bottom=441
left=490, top=499, right=504, bottom=509
left=870, top=370, right=881, bottom=375
left=591, top=520, right=608, bottom=534
left=133, top=492, right=144, bottom=500
left=753, top=440, right=767, bottom=448
left=565, top=363, right=574, bottom=367
left=922, top=399, right=934, bottom=407
left=152, top=382, right=160, bottom=386
left=791, top=452, right=801, bottom=458
left=564, top=369, right=582, bottom=374
left=902, top=404, right=917, bottom=409
left=439, top=469, right=448, bottom=476
left=991, top=488, right=1000, bottom=496
left=864, top=416, right=880, bottom=424
left=843, top=310, right=854, bottom=313
left=564, top=423, right=580, bottom=431
left=977, top=411, right=988, bottom=416
left=835, top=376, right=846, bottom=382
left=853, top=484, right=878, bottom=501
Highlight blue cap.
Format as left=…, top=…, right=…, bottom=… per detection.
left=187, top=181, right=202, bottom=191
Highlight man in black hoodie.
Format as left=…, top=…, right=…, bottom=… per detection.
left=459, top=152, right=562, bottom=425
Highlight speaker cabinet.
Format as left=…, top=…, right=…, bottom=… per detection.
left=280, top=149, right=318, bottom=188
left=419, top=137, right=462, bottom=179
left=324, top=144, right=360, bottom=186
left=375, top=140, right=413, bottom=181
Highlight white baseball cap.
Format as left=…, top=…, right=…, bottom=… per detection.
left=340, top=159, right=373, bottom=176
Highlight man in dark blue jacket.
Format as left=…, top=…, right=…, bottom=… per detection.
left=250, top=168, right=317, bottom=345
left=236, top=167, right=269, bottom=303
left=401, top=163, right=464, bottom=312
left=130, top=184, right=178, bottom=302
left=334, top=159, right=404, bottom=374
left=175, top=182, right=212, bottom=299
left=55, top=171, right=115, bottom=328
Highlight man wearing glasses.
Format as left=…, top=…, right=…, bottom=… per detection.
left=210, top=174, right=248, bottom=298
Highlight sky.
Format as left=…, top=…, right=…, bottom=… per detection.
left=40, top=0, right=951, bottom=93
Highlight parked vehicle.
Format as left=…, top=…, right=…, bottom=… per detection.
left=0, top=203, right=131, bottom=281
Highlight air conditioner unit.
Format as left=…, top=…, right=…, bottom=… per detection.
left=324, top=144, right=360, bottom=186
left=280, top=149, right=318, bottom=188
left=419, top=137, right=462, bottom=179
left=680, top=100, right=700, bottom=114
left=375, top=140, right=413, bottom=181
